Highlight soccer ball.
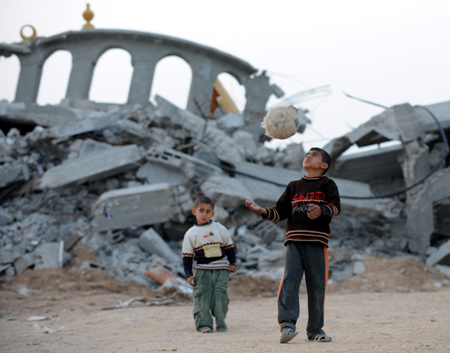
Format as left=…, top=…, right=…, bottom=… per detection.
left=262, top=105, right=300, bottom=140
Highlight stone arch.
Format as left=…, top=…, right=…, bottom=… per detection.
left=37, top=49, right=72, bottom=105
left=150, top=55, right=192, bottom=109
left=0, top=54, right=20, bottom=101
left=89, top=48, right=133, bottom=104
left=5, top=29, right=275, bottom=119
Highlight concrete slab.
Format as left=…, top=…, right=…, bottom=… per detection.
left=14, top=253, right=35, bottom=275
left=4, top=103, right=78, bottom=126
left=37, top=144, right=145, bottom=189
left=426, top=240, right=450, bottom=267
left=34, top=242, right=71, bottom=269
left=200, top=175, right=254, bottom=208
left=92, top=183, right=191, bottom=232
left=138, top=228, right=179, bottom=264
left=0, top=164, right=27, bottom=188
left=44, top=113, right=121, bottom=140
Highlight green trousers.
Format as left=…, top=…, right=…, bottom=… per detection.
left=193, top=269, right=230, bottom=332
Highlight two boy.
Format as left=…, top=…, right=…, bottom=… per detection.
left=183, top=147, right=340, bottom=343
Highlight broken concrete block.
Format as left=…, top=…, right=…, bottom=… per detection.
left=149, top=144, right=224, bottom=179
left=61, top=231, right=83, bottom=252
left=211, top=205, right=229, bottom=224
left=146, top=145, right=196, bottom=179
left=257, top=249, right=285, bottom=271
left=138, top=228, right=179, bottom=264
left=136, top=145, right=197, bottom=185
left=3, top=102, right=77, bottom=126
left=117, top=118, right=152, bottom=138
left=0, top=264, right=11, bottom=275
left=200, top=175, right=254, bottom=208
left=353, top=261, right=366, bottom=275
left=0, top=206, right=14, bottom=225
left=407, top=168, right=450, bottom=254
left=426, top=239, right=450, bottom=267
left=37, top=144, right=145, bottom=189
left=232, top=130, right=258, bottom=158
left=0, top=101, right=26, bottom=116
left=236, top=230, right=262, bottom=246
left=44, top=112, right=120, bottom=141
left=4, top=266, right=16, bottom=279
left=0, top=163, right=27, bottom=188
left=34, top=243, right=71, bottom=270
left=0, top=248, right=16, bottom=264
left=137, top=162, right=187, bottom=185
left=67, top=138, right=111, bottom=159
left=390, top=104, right=422, bottom=142
left=330, top=265, right=354, bottom=282
left=14, top=252, right=35, bottom=275
left=92, top=183, right=191, bottom=232
left=217, top=112, right=244, bottom=131
left=251, top=221, right=285, bottom=245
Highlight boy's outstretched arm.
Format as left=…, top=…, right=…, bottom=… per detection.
left=245, top=200, right=268, bottom=215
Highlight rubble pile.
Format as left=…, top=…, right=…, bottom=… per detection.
left=0, top=97, right=449, bottom=293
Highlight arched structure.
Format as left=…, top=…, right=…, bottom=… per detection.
left=0, top=29, right=282, bottom=119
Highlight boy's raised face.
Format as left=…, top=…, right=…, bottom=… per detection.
left=192, top=203, right=215, bottom=225
left=303, top=149, right=328, bottom=175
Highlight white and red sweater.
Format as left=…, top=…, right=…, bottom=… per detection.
left=182, top=220, right=236, bottom=278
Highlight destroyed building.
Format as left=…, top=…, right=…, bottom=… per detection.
left=1, top=20, right=449, bottom=293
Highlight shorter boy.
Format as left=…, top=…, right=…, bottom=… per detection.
left=182, top=196, right=237, bottom=333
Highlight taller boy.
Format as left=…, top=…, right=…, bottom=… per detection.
left=245, top=147, right=340, bottom=344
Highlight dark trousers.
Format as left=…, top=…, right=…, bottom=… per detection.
left=277, top=242, right=328, bottom=336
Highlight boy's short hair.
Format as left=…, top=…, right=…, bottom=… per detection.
left=309, top=147, right=331, bottom=175
left=194, top=195, right=215, bottom=209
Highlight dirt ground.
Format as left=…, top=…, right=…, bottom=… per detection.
left=1, top=246, right=450, bottom=353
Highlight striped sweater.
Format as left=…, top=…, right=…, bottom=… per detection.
left=182, top=220, right=236, bottom=278
left=263, top=175, right=340, bottom=247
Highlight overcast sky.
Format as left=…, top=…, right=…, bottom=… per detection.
left=1, top=0, right=449, bottom=152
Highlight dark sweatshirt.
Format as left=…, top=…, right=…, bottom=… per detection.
left=263, top=175, right=341, bottom=247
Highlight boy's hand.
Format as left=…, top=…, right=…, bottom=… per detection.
left=228, top=265, right=237, bottom=273
left=245, top=200, right=267, bottom=215
left=187, top=276, right=195, bottom=286
left=307, top=204, right=322, bottom=219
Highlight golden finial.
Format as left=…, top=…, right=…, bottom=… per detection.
left=20, top=25, right=37, bottom=40
left=82, top=3, right=95, bottom=29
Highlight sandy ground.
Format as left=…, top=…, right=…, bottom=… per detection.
left=1, top=289, right=450, bottom=353
left=1, top=249, right=450, bottom=353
